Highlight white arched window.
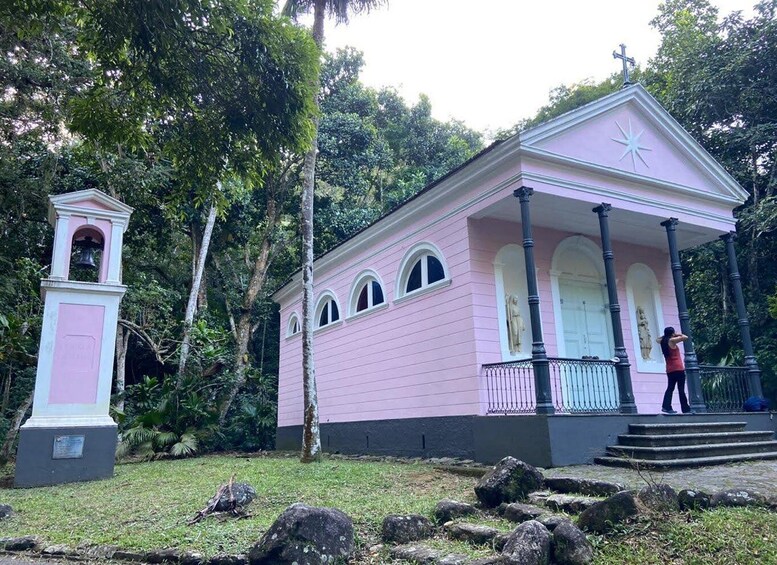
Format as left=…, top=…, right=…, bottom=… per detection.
left=348, top=270, right=387, bottom=317
left=314, top=291, right=341, bottom=330
left=286, top=312, right=301, bottom=337
left=395, top=242, right=450, bottom=301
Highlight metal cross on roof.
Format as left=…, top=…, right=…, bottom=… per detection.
left=612, top=43, right=636, bottom=86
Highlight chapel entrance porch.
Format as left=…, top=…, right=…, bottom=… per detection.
left=469, top=186, right=765, bottom=416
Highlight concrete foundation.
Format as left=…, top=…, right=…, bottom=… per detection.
left=277, top=412, right=777, bottom=467
left=14, top=425, right=118, bottom=488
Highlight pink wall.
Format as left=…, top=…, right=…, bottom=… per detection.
left=49, top=303, right=105, bottom=404
left=278, top=205, right=483, bottom=428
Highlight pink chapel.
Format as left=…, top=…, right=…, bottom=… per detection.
left=273, top=84, right=776, bottom=467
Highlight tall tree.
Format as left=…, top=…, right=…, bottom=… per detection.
left=282, top=0, right=386, bottom=463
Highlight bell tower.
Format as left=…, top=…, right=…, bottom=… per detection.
left=15, top=189, right=132, bottom=487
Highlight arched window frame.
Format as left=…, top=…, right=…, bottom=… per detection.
left=313, top=290, right=342, bottom=332
left=347, top=270, right=388, bottom=319
left=394, top=242, right=451, bottom=303
left=286, top=312, right=301, bottom=338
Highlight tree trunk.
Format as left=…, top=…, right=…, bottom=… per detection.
left=114, top=323, right=130, bottom=413
left=178, top=199, right=218, bottom=382
left=218, top=198, right=280, bottom=425
left=0, top=390, right=33, bottom=463
left=1, top=367, right=11, bottom=414
left=300, top=0, right=326, bottom=464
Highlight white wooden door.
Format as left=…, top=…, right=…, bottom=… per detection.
left=559, top=280, right=616, bottom=410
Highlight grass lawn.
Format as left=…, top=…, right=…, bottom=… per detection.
left=0, top=453, right=478, bottom=559
left=3, top=454, right=777, bottom=564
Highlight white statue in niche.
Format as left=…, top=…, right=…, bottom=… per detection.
left=636, top=306, right=653, bottom=360
left=505, top=294, right=526, bottom=354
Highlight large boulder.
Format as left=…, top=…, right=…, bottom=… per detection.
left=501, top=520, right=551, bottom=565
left=637, top=484, right=679, bottom=513
left=434, top=499, right=479, bottom=524
left=381, top=514, right=434, bottom=544
left=247, top=503, right=353, bottom=565
left=577, top=491, right=639, bottom=534
left=552, top=521, right=594, bottom=565
left=475, top=457, right=544, bottom=508
left=543, top=477, right=623, bottom=498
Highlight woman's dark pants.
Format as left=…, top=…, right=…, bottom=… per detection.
left=662, top=370, right=691, bottom=413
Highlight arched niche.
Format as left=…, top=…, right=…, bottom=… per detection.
left=626, top=263, right=665, bottom=373
left=494, top=244, right=530, bottom=359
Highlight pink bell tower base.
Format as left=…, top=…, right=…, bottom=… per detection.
left=15, top=190, right=132, bottom=487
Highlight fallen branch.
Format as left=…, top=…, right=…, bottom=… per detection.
left=188, top=474, right=252, bottom=525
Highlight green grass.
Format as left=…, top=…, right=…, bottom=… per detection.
left=3, top=456, right=777, bottom=564
left=593, top=507, right=777, bottom=564
left=0, top=454, right=477, bottom=558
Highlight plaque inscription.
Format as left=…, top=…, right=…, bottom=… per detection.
left=52, top=435, right=85, bottom=459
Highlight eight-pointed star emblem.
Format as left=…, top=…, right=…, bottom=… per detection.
left=612, top=119, right=651, bottom=171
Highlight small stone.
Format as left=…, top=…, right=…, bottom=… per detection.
left=382, top=514, right=434, bottom=544
left=545, top=494, right=600, bottom=514
left=435, top=499, right=479, bottom=524
left=710, top=489, right=766, bottom=508
left=113, top=549, right=148, bottom=562
left=637, top=484, right=679, bottom=513
left=0, top=504, right=12, bottom=520
left=207, top=554, right=248, bottom=565
left=577, top=491, right=639, bottom=534
left=468, top=557, right=508, bottom=564
left=678, top=489, right=711, bottom=511
left=82, top=545, right=119, bottom=559
left=475, top=457, right=544, bottom=508
left=501, top=520, right=551, bottom=565
left=390, top=544, right=444, bottom=563
left=145, top=548, right=181, bottom=563
left=537, top=514, right=572, bottom=531
left=444, top=522, right=500, bottom=545
left=543, top=477, right=623, bottom=497
left=552, top=520, right=594, bottom=565
left=500, top=502, right=547, bottom=523
left=180, top=550, right=205, bottom=565
left=214, top=482, right=257, bottom=511
left=0, top=537, right=39, bottom=551
left=42, top=544, right=76, bottom=556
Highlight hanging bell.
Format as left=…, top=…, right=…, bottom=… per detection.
left=73, top=236, right=102, bottom=270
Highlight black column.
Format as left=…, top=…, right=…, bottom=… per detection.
left=661, top=218, right=706, bottom=413
left=720, top=232, right=764, bottom=398
left=593, top=204, right=637, bottom=414
left=513, top=186, right=555, bottom=415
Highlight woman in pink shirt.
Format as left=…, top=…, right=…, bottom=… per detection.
left=660, top=326, right=691, bottom=414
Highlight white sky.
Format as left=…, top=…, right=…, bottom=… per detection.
left=310, top=0, right=756, bottom=134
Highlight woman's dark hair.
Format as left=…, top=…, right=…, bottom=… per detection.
left=660, top=326, right=675, bottom=358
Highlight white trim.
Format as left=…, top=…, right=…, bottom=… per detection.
left=347, top=301, right=389, bottom=321
left=347, top=269, right=387, bottom=317
left=494, top=244, right=531, bottom=360
left=393, top=278, right=452, bottom=306
left=313, top=290, right=341, bottom=329
left=625, top=263, right=666, bottom=374
left=520, top=170, right=738, bottom=229
left=521, top=146, right=741, bottom=206
left=49, top=188, right=134, bottom=223
left=395, top=242, right=450, bottom=299
left=286, top=312, right=301, bottom=338
left=312, top=318, right=343, bottom=335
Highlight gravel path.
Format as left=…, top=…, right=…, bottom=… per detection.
left=544, top=460, right=777, bottom=496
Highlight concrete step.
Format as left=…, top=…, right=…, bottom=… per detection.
left=594, top=450, right=777, bottom=470
left=606, top=440, right=777, bottom=461
left=617, top=430, right=774, bottom=447
left=628, top=421, right=746, bottom=435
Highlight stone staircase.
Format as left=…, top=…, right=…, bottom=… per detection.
left=595, top=421, right=777, bottom=469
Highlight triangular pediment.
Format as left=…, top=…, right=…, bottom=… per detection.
left=48, top=188, right=134, bottom=225
left=518, top=85, right=748, bottom=203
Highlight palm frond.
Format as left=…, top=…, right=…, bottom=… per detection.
left=169, top=433, right=198, bottom=458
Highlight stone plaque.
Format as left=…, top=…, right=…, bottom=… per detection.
left=52, top=435, right=85, bottom=459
